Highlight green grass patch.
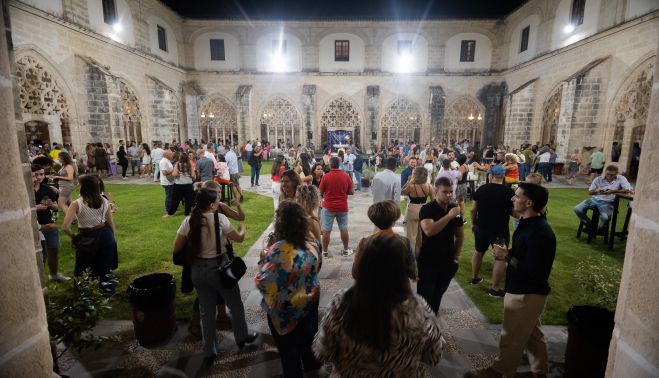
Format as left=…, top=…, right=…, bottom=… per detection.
left=52, top=184, right=273, bottom=320
left=454, top=188, right=627, bottom=325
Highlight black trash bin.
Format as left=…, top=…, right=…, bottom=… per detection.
left=564, top=305, right=615, bottom=378
left=127, top=273, right=177, bottom=346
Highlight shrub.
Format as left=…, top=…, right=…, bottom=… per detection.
left=574, top=256, right=622, bottom=311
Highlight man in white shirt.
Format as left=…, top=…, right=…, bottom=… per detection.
left=574, top=165, right=632, bottom=232
left=151, top=143, right=164, bottom=182
left=159, top=150, right=174, bottom=216
left=244, top=141, right=253, bottom=161
left=225, top=146, right=244, bottom=202
left=205, top=143, right=218, bottom=166
left=371, top=157, right=402, bottom=205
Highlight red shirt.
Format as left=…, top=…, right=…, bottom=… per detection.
left=271, top=166, right=286, bottom=182
left=319, top=168, right=353, bottom=213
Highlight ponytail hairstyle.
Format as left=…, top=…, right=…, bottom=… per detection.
left=271, top=155, right=284, bottom=176
left=187, top=189, right=218, bottom=261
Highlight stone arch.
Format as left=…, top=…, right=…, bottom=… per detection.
left=15, top=53, right=74, bottom=147
left=608, top=56, right=654, bottom=176
left=198, top=95, right=238, bottom=144
left=118, top=80, right=143, bottom=143
left=319, top=96, right=363, bottom=149
left=443, top=96, right=485, bottom=145
left=259, top=96, right=302, bottom=148
left=379, top=97, right=422, bottom=145
left=540, top=84, right=563, bottom=145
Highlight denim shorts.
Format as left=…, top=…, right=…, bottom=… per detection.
left=41, top=227, right=61, bottom=249
left=321, top=208, right=349, bottom=231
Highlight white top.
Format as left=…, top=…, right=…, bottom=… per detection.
left=75, top=197, right=108, bottom=228
left=226, top=150, right=239, bottom=174
left=160, top=158, right=174, bottom=186
left=245, top=143, right=253, bottom=152
left=177, top=213, right=232, bottom=259
left=204, top=150, right=218, bottom=166
left=424, top=162, right=434, bottom=184
left=175, top=164, right=194, bottom=185
left=538, top=152, right=551, bottom=163
left=371, top=169, right=402, bottom=205
left=151, top=147, right=164, bottom=163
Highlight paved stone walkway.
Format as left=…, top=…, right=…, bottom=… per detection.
left=62, top=171, right=568, bottom=377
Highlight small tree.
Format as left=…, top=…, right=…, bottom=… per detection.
left=574, top=255, right=623, bottom=311
left=47, top=269, right=115, bottom=362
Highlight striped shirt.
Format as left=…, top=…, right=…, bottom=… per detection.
left=75, top=197, right=108, bottom=228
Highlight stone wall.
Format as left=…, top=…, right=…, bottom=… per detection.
left=504, top=80, right=537, bottom=147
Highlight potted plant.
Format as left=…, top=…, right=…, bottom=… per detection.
left=564, top=256, right=622, bottom=377
left=47, top=269, right=115, bottom=375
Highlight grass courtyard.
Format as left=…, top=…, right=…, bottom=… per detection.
left=51, top=184, right=627, bottom=325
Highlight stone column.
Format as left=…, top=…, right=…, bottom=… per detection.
left=605, top=43, right=659, bottom=378
left=504, top=80, right=537, bottom=148
left=302, top=85, right=316, bottom=149
left=556, top=79, right=577, bottom=161
left=0, top=2, right=54, bottom=375
left=428, top=86, right=445, bottom=145
left=235, top=85, right=252, bottom=143
left=478, top=82, right=507, bottom=147
left=366, top=85, right=380, bottom=152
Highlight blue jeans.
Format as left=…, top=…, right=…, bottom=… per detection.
left=250, top=165, right=260, bottom=185
left=573, top=198, right=613, bottom=231
left=191, top=259, right=248, bottom=357
left=163, top=185, right=173, bottom=213
left=354, top=171, right=362, bottom=191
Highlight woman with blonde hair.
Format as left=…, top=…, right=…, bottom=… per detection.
left=296, top=184, right=322, bottom=243
left=402, top=166, right=434, bottom=254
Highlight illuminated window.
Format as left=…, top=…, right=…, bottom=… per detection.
left=272, top=40, right=287, bottom=55
left=460, top=40, right=476, bottom=62
left=102, top=0, right=117, bottom=24
left=397, top=40, right=413, bottom=56
left=157, top=25, right=167, bottom=52
left=210, top=39, right=225, bottom=61
left=520, top=26, right=530, bottom=52
left=571, top=0, right=586, bottom=26
left=335, top=40, right=350, bottom=62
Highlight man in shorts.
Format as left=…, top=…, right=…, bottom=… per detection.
left=33, top=164, right=69, bottom=282
left=225, top=145, right=244, bottom=202
left=470, top=165, right=515, bottom=297
left=589, top=147, right=605, bottom=181
left=319, top=156, right=355, bottom=258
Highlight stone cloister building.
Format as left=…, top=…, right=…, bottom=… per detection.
left=5, top=0, right=658, bottom=173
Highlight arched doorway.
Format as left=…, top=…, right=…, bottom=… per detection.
left=541, top=87, right=562, bottom=146
left=612, top=59, right=653, bottom=178
left=379, top=98, right=421, bottom=146
left=260, top=97, right=302, bottom=149
left=199, top=97, right=238, bottom=145
left=443, top=97, right=484, bottom=146
left=320, top=97, right=361, bottom=149
left=16, top=55, right=71, bottom=146
left=119, top=81, right=143, bottom=143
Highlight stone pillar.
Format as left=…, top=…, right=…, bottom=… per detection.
left=81, top=61, right=113, bottom=142
left=605, top=44, right=659, bottom=378
left=478, top=82, right=507, bottom=147
left=147, top=77, right=180, bottom=143
left=556, top=79, right=577, bottom=161
left=366, top=85, right=380, bottom=152
left=235, top=85, right=252, bottom=143
left=428, top=86, right=445, bottom=145
left=0, top=2, right=54, bottom=375
left=504, top=80, right=537, bottom=147
left=302, top=85, right=316, bottom=149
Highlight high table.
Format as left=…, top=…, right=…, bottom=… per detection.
left=608, top=193, right=634, bottom=250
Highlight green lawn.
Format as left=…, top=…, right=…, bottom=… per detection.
left=52, top=184, right=273, bottom=320
left=453, top=188, right=627, bottom=325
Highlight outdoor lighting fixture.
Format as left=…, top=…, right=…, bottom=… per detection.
left=208, top=112, right=215, bottom=118
left=396, top=52, right=414, bottom=73
left=477, top=113, right=482, bottom=120
left=200, top=112, right=206, bottom=118
left=563, top=24, right=575, bottom=34
left=468, top=113, right=475, bottom=120
left=112, top=22, right=123, bottom=33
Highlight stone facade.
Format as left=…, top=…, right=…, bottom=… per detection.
left=5, top=0, right=659, bottom=171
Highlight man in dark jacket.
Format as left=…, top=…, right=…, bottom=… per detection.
left=466, top=183, right=555, bottom=378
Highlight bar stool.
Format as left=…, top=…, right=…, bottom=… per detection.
left=213, top=177, right=233, bottom=203
left=576, top=207, right=609, bottom=244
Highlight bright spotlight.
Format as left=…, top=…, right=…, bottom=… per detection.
left=563, top=24, right=575, bottom=34
left=113, top=22, right=123, bottom=33
left=271, top=53, right=287, bottom=72
left=396, top=52, right=414, bottom=73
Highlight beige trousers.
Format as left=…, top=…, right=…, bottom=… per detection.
left=492, top=293, right=548, bottom=377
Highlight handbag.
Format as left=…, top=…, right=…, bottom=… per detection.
left=214, top=212, right=246, bottom=288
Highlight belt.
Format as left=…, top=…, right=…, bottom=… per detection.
left=78, top=224, right=106, bottom=233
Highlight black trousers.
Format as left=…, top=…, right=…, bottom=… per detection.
left=417, top=260, right=459, bottom=314
left=169, top=183, right=194, bottom=215
left=119, top=160, right=128, bottom=178
left=267, top=307, right=321, bottom=378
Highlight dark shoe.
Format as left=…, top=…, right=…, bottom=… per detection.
left=488, top=288, right=505, bottom=298
left=470, top=277, right=483, bottom=285
left=239, top=194, right=244, bottom=203
left=464, top=366, right=503, bottom=378
left=203, top=353, right=217, bottom=366
left=237, top=332, right=258, bottom=350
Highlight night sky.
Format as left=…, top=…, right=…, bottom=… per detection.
left=160, top=0, right=528, bottom=20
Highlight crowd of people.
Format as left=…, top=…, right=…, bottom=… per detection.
left=30, top=134, right=637, bottom=377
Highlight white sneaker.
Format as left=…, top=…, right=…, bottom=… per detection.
left=322, top=251, right=330, bottom=258
left=341, top=249, right=354, bottom=257
left=49, top=273, right=71, bottom=282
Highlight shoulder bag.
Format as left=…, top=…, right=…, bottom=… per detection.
left=214, top=212, right=246, bottom=288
